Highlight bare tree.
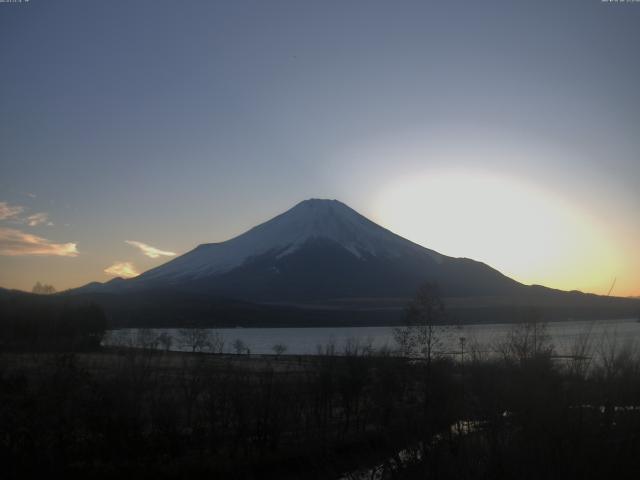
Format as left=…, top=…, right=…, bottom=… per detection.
left=32, top=282, right=56, bottom=294
left=597, top=331, right=638, bottom=382
left=157, top=332, right=173, bottom=352
left=316, top=339, right=336, bottom=356
left=393, top=282, right=446, bottom=368
left=207, top=332, right=225, bottom=354
left=343, top=337, right=361, bottom=357
left=104, top=329, right=133, bottom=349
left=497, top=309, right=553, bottom=366
left=232, top=338, right=246, bottom=355
left=179, top=328, right=211, bottom=353
left=567, top=324, right=594, bottom=378
left=272, top=343, right=287, bottom=357
left=136, top=328, right=159, bottom=350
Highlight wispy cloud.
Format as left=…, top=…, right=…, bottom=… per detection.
left=104, top=261, right=139, bottom=278
left=0, top=227, right=78, bottom=256
left=26, top=212, right=52, bottom=227
left=125, top=240, right=176, bottom=258
left=0, top=202, right=25, bottom=220
left=0, top=201, right=53, bottom=227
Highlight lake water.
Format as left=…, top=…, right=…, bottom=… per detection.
left=105, top=318, right=640, bottom=358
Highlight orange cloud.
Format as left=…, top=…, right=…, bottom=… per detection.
left=125, top=240, right=176, bottom=258
left=0, top=202, right=25, bottom=220
left=0, top=227, right=78, bottom=256
left=104, top=261, right=139, bottom=278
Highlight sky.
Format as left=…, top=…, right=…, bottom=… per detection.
left=0, top=0, right=639, bottom=296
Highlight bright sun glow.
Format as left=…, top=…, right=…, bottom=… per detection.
left=374, top=172, right=624, bottom=295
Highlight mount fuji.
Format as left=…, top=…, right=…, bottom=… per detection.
left=97, top=199, right=521, bottom=300
left=68, top=199, right=638, bottom=326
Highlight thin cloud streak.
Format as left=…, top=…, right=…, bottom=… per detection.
left=26, top=212, right=52, bottom=227
left=0, top=202, right=25, bottom=220
left=104, top=261, right=139, bottom=278
left=125, top=240, right=176, bottom=258
left=0, top=201, right=53, bottom=226
left=0, top=227, right=78, bottom=256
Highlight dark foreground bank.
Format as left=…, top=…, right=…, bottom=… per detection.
left=2, top=289, right=640, bottom=478
left=2, top=338, right=640, bottom=479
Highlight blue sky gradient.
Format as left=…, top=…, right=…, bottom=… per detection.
left=1, top=0, right=638, bottom=295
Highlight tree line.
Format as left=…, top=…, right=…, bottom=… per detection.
left=0, top=292, right=106, bottom=351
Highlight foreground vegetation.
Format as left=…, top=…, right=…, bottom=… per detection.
left=1, top=286, right=639, bottom=479
left=0, top=292, right=106, bottom=351
left=1, top=329, right=640, bottom=479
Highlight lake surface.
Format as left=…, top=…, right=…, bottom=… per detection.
left=105, top=318, right=640, bottom=358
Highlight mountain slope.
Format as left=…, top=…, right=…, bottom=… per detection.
left=139, top=199, right=443, bottom=282
left=114, top=199, right=522, bottom=300
left=66, top=199, right=640, bottom=325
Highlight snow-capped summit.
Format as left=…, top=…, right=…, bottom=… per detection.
left=139, top=198, right=442, bottom=283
